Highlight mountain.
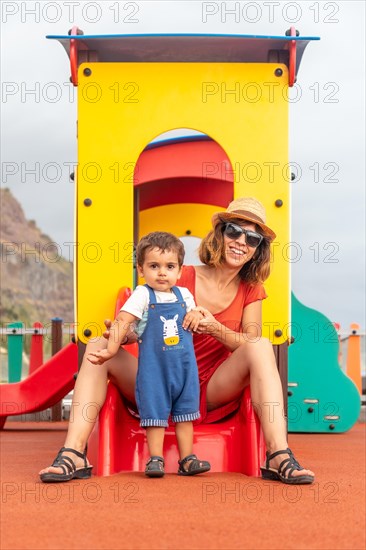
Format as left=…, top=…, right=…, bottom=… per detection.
left=0, top=188, right=74, bottom=326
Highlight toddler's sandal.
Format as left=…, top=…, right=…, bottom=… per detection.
left=145, top=456, right=165, bottom=477
left=178, top=454, right=211, bottom=476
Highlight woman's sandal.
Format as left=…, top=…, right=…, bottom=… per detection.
left=178, top=454, right=211, bottom=476
left=40, top=447, right=93, bottom=483
left=145, top=456, right=165, bottom=478
left=260, top=448, right=314, bottom=485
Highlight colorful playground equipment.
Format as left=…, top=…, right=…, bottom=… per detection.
left=288, top=294, right=361, bottom=432
left=1, top=29, right=361, bottom=472
left=44, top=29, right=320, bottom=475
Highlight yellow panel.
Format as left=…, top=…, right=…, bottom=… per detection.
left=139, top=203, right=216, bottom=283
left=77, top=62, right=289, bottom=343
left=139, top=204, right=216, bottom=239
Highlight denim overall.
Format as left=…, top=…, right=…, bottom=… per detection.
left=135, top=285, right=200, bottom=427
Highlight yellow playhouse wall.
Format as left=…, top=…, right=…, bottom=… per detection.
left=76, top=61, right=289, bottom=343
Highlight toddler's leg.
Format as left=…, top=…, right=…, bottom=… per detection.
left=145, top=427, right=165, bottom=477
left=146, top=426, right=165, bottom=457
left=176, top=422, right=211, bottom=476
left=175, top=421, right=193, bottom=460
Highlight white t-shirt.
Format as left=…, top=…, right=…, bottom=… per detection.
left=121, top=285, right=196, bottom=336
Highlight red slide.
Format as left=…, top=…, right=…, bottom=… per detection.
left=0, top=342, right=77, bottom=429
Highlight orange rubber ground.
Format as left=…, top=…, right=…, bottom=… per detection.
left=1, top=421, right=365, bottom=549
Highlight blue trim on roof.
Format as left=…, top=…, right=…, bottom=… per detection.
left=145, top=135, right=212, bottom=151
left=46, top=32, right=320, bottom=41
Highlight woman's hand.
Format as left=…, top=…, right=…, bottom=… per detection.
left=193, top=307, right=220, bottom=335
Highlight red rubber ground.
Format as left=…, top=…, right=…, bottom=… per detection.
left=1, top=421, right=365, bottom=549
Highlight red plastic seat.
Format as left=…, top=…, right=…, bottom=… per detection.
left=88, top=383, right=265, bottom=476
left=87, top=288, right=265, bottom=475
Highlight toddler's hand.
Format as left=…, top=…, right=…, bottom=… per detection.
left=102, top=319, right=138, bottom=345
left=87, top=349, right=114, bottom=365
left=182, top=309, right=204, bottom=332
left=193, top=307, right=219, bottom=335
left=102, top=319, right=112, bottom=340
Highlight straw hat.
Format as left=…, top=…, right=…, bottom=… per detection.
left=211, top=197, right=276, bottom=241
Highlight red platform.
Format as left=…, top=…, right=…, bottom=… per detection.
left=88, top=383, right=265, bottom=476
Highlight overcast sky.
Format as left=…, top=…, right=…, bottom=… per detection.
left=1, top=1, right=365, bottom=330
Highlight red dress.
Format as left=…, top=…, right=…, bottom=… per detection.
left=178, top=266, right=267, bottom=423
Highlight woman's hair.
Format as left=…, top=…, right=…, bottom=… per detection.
left=136, top=232, right=185, bottom=267
left=198, top=218, right=271, bottom=284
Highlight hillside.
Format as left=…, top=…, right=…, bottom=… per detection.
left=0, top=188, right=74, bottom=326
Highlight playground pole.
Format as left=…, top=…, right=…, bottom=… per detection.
left=29, top=322, right=44, bottom=374
left=346, top=323, right=362, bottom=395
left=51, top=318, right=63, bottom=421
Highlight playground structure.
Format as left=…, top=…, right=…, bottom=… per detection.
left=0, top=30, right=362, bottom=474
left=57, top=29, right=311, bottom=476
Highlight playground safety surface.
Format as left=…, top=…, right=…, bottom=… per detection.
left=1, top=421, right=365, bottom=550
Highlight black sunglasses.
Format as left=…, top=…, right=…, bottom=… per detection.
left=222, top=222, right=264, bottom=248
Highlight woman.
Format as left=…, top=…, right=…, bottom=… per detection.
left=39, top=197, right=314, bottom=484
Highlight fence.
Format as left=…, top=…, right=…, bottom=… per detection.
left=0, top=320, right=364, bottom=417
left=0, top=319, right=76, bottom=421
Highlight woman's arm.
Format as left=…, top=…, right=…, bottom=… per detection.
left=195, top=300, right=263, bottom=352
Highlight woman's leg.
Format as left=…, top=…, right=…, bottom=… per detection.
left=39, top=337, right=137, bottom=474
left=206, top=337, right=314, bottom=479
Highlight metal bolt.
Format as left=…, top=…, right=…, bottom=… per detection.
left=275, top=199, right=283, bottom=207
left=84, top=198, right=92, bottom=207
left=185, top=230, right=192, bottom=235
left=83, top=68, right=92, bottom=77
left=290, top=336, right=295, bottom=344
left=68, top=28, right=84, bottom=36
left=291, top=172, right=296, bottom=181
left=308, top=407, right=314, bottom=413
left=288, top=391, right=293, bottom=397
left=275, top=68, right=283, bottom=77
left=70, top=172, right=75, bottom=181
left=83, top=329, right=92, bottom=337
left=274, top=329, right=283, bottom=337
left=285, top=28, right=300, bottom=37
left=329, top=424, right=335, bottom=430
